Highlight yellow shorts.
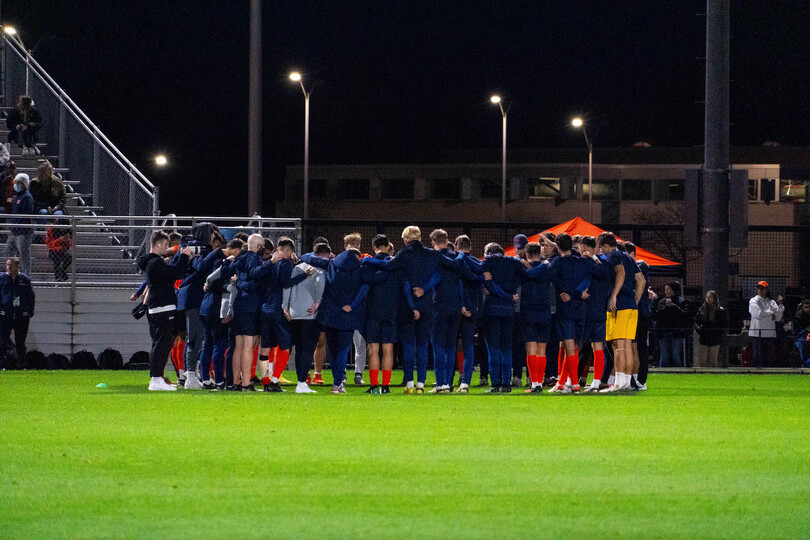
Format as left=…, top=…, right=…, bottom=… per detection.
left=606, top=309, right=638, bottom=341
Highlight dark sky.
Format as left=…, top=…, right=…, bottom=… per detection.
left=3, top=1, right=809, bottom=217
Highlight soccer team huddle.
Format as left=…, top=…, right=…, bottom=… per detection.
left=136, top=223, right=650, bottom=395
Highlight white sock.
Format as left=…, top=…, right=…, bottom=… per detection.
left=416, top=382, right=424, bottom=389
left=406, top=381, right=414, bottom=389
left=615, top=373, right=624, bottom=386
left=460, top=383, right=469, bottom=389
left=314, top=371, right=321, bottom=375
left=607, top=375, right=615, bottom=385
left=532, top=382, right=541, bottom=388
left=296, top=381, right=307, bottom=388
left=271, top=376, right=279, bottom=383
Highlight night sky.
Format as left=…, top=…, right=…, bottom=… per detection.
left=3, top=1, right=809, bottom=217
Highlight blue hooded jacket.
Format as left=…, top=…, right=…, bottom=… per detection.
left=547, top=254, right=590, bottom=320
left=10, top=188, right=34, bottom=236
left=227, top=250, right=264, bottom=314
left=175, top=223, right=216, bottom=311
left=584, top=255, right=613, bottom=321
left=365, top=253, right=402, bottom=321
left=314, top=250, right=378, bottom=331
left=245, top=257, right=309, bottom=316
left=519, top=260, right=552, bottom=323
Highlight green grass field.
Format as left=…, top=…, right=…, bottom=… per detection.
left=1, top=371, right=809, bottom=539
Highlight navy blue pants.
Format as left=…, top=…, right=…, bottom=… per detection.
left=225, top=327, right=236, bottom=386
left=291, top=319, right=321, bottom=383
left=325, top=327, right=353, bottom=387
left=201, top=315, right=228, bottom=385
left=432, top=312, right=461, bottom=386
left=399, top=311, right=433, bottom=384
left=484, top=315, right=514, bottom=387
left=458, top=316, right=477, bottom=385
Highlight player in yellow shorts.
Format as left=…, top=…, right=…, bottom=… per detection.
left=606, top=308, right=638, bottom=341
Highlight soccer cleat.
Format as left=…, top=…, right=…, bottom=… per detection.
left=637, top=382, right=647, bottom=391
left=600, top=384, right=622, bottom=393
left=381, top=386, right=391, bottom=394
left=354, top=373, right=365, bottom=385
left=511, top=376, right=521, bottom=387
left=278, top=375, right=293, bottom=385
left=177, top=379, right=186, bottom=389
left=213, top=382, right=225, bottom=392
left=225, top=384, right=240, bottom=392
left=306, top=374, right=312, bottom=384
left=369, top=386, right=382, bottom=395
left=202, top=381, right=216, bottom=390
left=583, top=383, right=600, bottom=393
left=242, top=384, right=257, bottom=392
left=250, top=376, right=261, bottom=385
left=477, top=377, right=489, bottom=387
left=414, top=387, right=425, bottom=394
left=571, top=385, right=581, bottom=394
left=365, top=385, right=379, bottom=394
left=578, top=377, right=587, bottom=388
left=501, top=385, right=512, bottom=393
left=437, top=386, right=451, bottom=394
left=543, top=376, right=557, bottom=388
left=529, top=385, right=544, bottom=394
left=486, top=386, right=501, bottom=393
left=548, top=385, right=570, bottom=394
left=184, top=372, right=203, bottom=389
left=331, top=384, right=347, bottom=394
left=263, top=382, right=284, bottom=392
left=312, top=374, right=326, bottom=385
left=403, top=386, right=415, bottom=395
left=428, top=385, right=439, bottom=394
left=456, top=386, right=469, bottom=394
left=148, top=377, right=177, bottom=391
left=295, top=382, right=317, bottom=394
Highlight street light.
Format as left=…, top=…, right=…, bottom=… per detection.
left=3, top=26, right=30, bottom=94
left=571, top=116, right=594, bottom=222
left=154, top=154, right=168, bottom=167
left=491, top=95, right=507, bottom=223
left=290, top=71, right=311, bottom=219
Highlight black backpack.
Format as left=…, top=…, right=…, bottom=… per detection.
left=98, top=348, right=124, bottom=370
left=45, top=353, right=70, bottom=370
left=24, top=350, right=46, bottom=370
left=126, top=351, right=150, bottom=370
left=71, top=350, right=98, bottom=369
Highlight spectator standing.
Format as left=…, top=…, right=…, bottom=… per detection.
left=31, top=161, right=66, bottom=217
left=6, top=95, right=42, bottom=155
left=748, top=281, right=784, bottom=368
left=0, top=258, right=35, bottom=369
left=694, top=290, right=728, bottom=367
left=5, top=173, right=34, bottom=276
left=792, top=299, right=810, bottom=368
left=45, top=218, right=72, bottom=281
left=653, top=282, right=690, bottom=367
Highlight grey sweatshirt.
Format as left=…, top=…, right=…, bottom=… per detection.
left=282, top=263, right=325, bottom=320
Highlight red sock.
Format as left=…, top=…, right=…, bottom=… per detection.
left=456, top=351, right=464, bottom=374
left=526, top=355, right=538, bottom=383
left=593, top=349, right=605, bottom=382
left=272, top=349, right=290, bottom=379
left=251, top=346, right=259, bottom=377
left=557, top=348, right=565, bottom=378
left=261, top=377, right=270, bottom=385
left=567, top=355, right=579, bottom=387
left=370, top=369, right=379, bottom=385
left=537, top=355, right=547, bottom=381
left=382, top=370, right=392, bottom=386
left=171, top=340, right=185, bottom=375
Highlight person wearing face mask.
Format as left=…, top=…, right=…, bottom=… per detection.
left=5, top=174, right=34, bottom=277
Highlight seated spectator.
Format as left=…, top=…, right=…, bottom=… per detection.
left=5, top=173, right=34, bottom=276
left=45, top=218, right=72, bottom=281
left=0, top=161, right=17, bottom=214
left=31, top=161, right=66, bottom=217
left=653, top=282, right=690, bottom=367
left=694, top=290, right=728, bottom=367
left=792, top=299, right=810, bottom=368
left=6, top=95, right=42, bottom=156
left=0, top=142, right=9, bottom=178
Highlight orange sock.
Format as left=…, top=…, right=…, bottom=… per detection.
left=526, top=355, right=537, bottom=383
left=567, top=355, right=579, bottom=387
left=593, top=349, right=605, bottom=382
left=538, top=355, right=547, bottom=381
left=382, top=370, right=392, bottom=386
left=456, top=351, right=464, bottom=374
left=557, top=348, right=565, bottom=378
left=370, top=369, right=379, bottom=385
left=272, top=349, right=290, bottom=379
left=171, top=340, right=185, bottom=375
left=251, top=346, right=259, bottom=378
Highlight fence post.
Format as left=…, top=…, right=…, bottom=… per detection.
left=58, top=94, right=66, bottom=168
left=295, top=219, right=303, bottom=256
left=69, top=217, right=78, bottom=301
left=92, top=131, right=100, bottom=209
left=128, top=168, right=136, bottom=247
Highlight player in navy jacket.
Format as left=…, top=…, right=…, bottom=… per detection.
left=518, top=242, right=553, bottom=392
left=303, top=233, right=378, bottom=393
left=454, top=235, right=485, bottom=392
left=576, top=236, right=613, bottom=392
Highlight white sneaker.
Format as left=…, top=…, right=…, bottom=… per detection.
left=295, top=382, right=317, bottom=394
left=148, top=377, right=177, bottom=391
left=600, top=384, right=621, bottom=393
left=637, top=383, right=647, bottom=391
left=428, top=385, right=439, bottom=394
left=184, top=371, right=202, bottom=389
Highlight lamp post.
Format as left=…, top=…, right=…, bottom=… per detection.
left=571, top=117, right=593, bottom=222
left=290, top=72, right=311, bottom=219
left=491, top=95, right=507, bottom=223
left=154, top=154, right=168, bottom=167
left=3, top=26, right=29, bottom=94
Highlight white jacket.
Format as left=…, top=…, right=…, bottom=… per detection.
left=748, top=295, right=784, bottom=338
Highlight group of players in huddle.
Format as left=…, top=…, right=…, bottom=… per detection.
left=138, top=223, right=650, bottom=395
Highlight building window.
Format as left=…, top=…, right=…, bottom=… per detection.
left=748, top=179, right=759, bottom=201
left=335, top=179, right=370, bottom=200
left=621, top=179, right=652, bottom=201
left=666, top=179, right=684, bottom=201
left=381, top=179, right=414, bottom=200
left=480, top=179, right=502, bottom=199
left=582, top=179, right=619, bottom=200
left=309, top=179, right=327, bottom=200
left=432, top=178, right=461, bottom=200
left=528, top=178, right=560, bottom=198
left=780, top=179, right=807, bottom=202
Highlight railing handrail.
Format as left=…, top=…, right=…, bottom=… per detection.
left=2, top=36, right=156, bottom=195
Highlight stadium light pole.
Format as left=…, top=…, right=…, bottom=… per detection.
left=3, top=26, right=29, bottom=94
left=572, top=117, right=594, bottom=222
left=290, top=71, right=311, bottom=219
left=491, top=95, right=507, bottom=223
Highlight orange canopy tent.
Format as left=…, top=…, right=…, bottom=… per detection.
left=503, top=217, right=680, bottom=267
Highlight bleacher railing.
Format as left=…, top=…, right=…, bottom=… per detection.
left=1, top=36, right=158, bottom=218
left=1, top=214, right=302, bottom=297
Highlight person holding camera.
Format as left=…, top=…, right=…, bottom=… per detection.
left=748, top=281, right=784, bottom=368
left=137, top=230, right=194, bottom=391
